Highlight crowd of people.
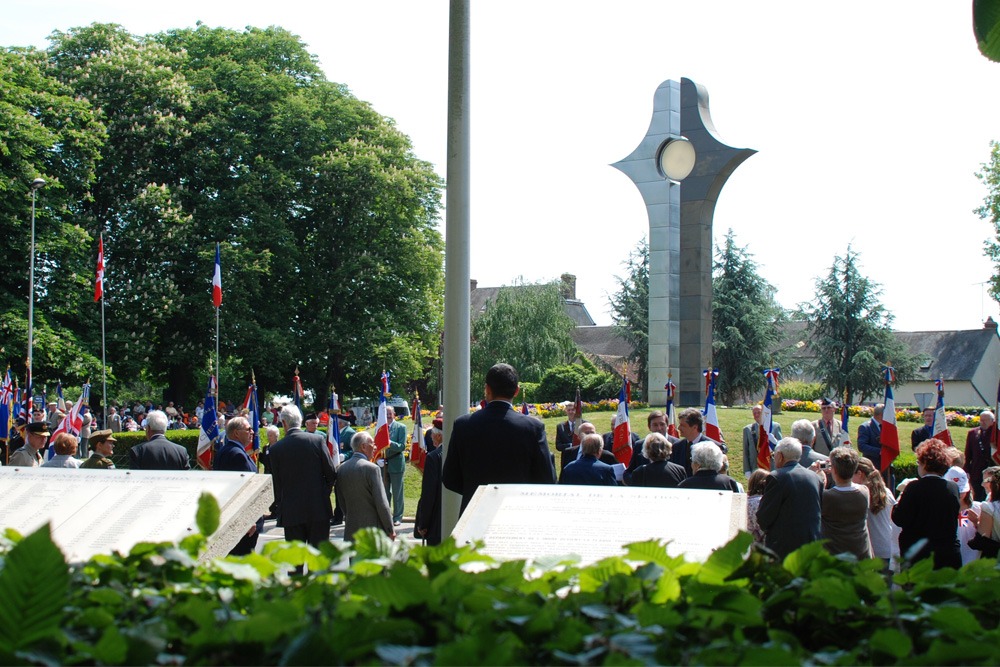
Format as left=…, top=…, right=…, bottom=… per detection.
left=7, top=362, right=997, bottom=572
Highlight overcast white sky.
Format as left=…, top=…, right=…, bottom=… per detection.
left=4, top=2, right=1000, bottom=331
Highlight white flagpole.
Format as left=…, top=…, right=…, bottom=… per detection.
left=101, top=233, right=107, bottom=430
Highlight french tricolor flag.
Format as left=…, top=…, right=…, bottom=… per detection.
left=703, top=369, right=723, bottom=443
left=611, top=377, right=632, bottom=465
left=212, top=244, right=222, bottom=308
left=373, top=372, right=390, bottom=459
left=931, top=378, right=952, bottom=445
left=879, top=366, right=899, bottom=472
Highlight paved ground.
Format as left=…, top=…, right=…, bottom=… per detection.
left=256, top=515, right=421, bottom=553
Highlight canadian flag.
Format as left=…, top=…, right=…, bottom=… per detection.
left=94, top=235, right=104, bottom=302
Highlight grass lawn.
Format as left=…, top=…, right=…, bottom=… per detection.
left=377, top=407, right=971, bottom=518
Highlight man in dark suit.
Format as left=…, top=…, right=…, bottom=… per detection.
left=214, top=416, right=264, bottom=555
left=269, top=404, right=337, bottom=547
left=554, top=400, right=580, bottom=452
left=442, top=363, right=556, bottom=513
left=742, top=405, right=783, bottom=476
left=678, top=441, right=741, bottom=492
left=965, top=411, right=995, bottom=501
left=128, top=410, right=190, bottom=470
left=560, top=433, right=618, bottom=486
left=671, top=408, right=725, bottom=478
left=910, top=407, right=934, bottom=451
left=560, top=422, right=616, bottom=472
left=857, top=404, right=885, bottom=466
left=756, top=437, right=824, bottom=559
left=415, top=440, right=444, bottom=545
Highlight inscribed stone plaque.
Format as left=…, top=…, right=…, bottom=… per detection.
left=451, top=484, right=746, bottom=565
left=0, top=468, right=273, bottom=562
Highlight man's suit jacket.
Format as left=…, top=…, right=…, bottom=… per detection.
left=384, top=420, right=408, bottom=473
left=756, top=460, right=824, bottom=559
left=8, top=445, right=41, bottom=467
left=910, top=425, right=932, bottom=452
left=670, top=433, right=722, bottom=478
left=415, top=447, right=443, bottom=545
left=628, top=460, right=687, bottom=488
left=559, top=455, right=618, bottom=486
left=892, top=474, right=961, bottom=569
left=624, top=433, right=679, bottom=484
left=336, top=452, right=394, bottom=542
left=555, top=420, right=578, bottom=452
left=965, top=425, right=995, bottom=499
left=269, top=427, right=337, bottom=527
left=214, top=439, right=265, bottom=537
left=128, top=434, right=190, bottom=470
left=799, top=445, right=828, bottom=468
left=442, top=400, right=556, bottom=512
left=742, top=421, right=783, bottom=475
left=560, top=445, right=617, bottom=473
left=812, top=419, right=849, bottom=455
left=857, top=418, right=883, bottom=466
left=678, top=470, right=741, bottom=492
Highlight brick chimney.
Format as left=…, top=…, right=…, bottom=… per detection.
left=560, top=273, right=576, bottom=300
left=986, top=316, right=997, bottom=331
left=470, top=279, right=478, bottom=291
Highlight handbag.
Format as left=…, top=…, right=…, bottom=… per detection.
left=968, top=532, right=1000, bottom=558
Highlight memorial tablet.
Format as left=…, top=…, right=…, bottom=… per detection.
left=451, top=484, right=746, bottom=565
left=0, top=468, right=273, bottom=562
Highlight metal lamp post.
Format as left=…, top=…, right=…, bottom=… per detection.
left=27, top=177, right=45, bottom=378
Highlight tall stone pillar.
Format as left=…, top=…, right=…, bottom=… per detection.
left=613, top=78, right=755, bottom=407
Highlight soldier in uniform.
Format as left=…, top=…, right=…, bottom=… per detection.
left=80, top=429, right=117, bottom=469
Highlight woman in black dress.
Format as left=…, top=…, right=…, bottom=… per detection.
left=892, top=438, right=962, bottom=569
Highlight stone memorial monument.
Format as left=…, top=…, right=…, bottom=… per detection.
left=613, top=78, right=755, bottom=406
left=451, top=484, right=746, bottom=565
left=0, top=468, right=273, bottom=562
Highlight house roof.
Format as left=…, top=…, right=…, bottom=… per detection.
left=894, top=329, right=997, bottom=381
left=571, top=325, right=633, bottom=357
left=470, top=285, right=596, bottom=326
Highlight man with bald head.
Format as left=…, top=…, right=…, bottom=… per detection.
left=965, top=411, right=996, bottom=501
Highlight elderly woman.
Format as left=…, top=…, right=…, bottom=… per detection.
left=628, top=433, right=687, bottom=488
left=892, top=438, right=962, bottom=569
left=678, top=441, right=741, bottom=492
left=745, top=469, right=770, bottom=542
left=40, top=433, right=83, bottom=468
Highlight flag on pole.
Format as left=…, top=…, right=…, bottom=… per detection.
left=94, top=234, right=105, bottom=302
left=840, top=392, right=851, bottom=445
left=373, top=372, right=391, bottom=459
left=879, top=366, right=899, bottom=472
left=931, top=378, right=952, bottom=445
left=49, top=384, right=90, bottom=459
left=410, top=391, right=425, bottom=472
left=572, top=386, right=584, bottom=446
left=612, top=375, right=632, bottom=465
left=756, top=368, right=780, bottom=470
left=292, top=369, right=304, bottom=409
left=11, top=380, right=21, bottom=424
left=665, top=376, right=678, bottom=438
left=56, top=381, right=66, bottom=413
left=23, top=365, right=32, bottom=421
left=0, top=367, right=12, bottom=443
left=521, top=401, right=529, bottom=415
left=241, top=374, right=261, bottom=461
left=326, top=387, right=341, bottom=467
left=212, top=244, right=222, bottom=308
left=703, top=369, right=723, bottom=443
left=197, top=376, right=220, bottom=470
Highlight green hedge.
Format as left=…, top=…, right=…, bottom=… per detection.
left=109, top=428, right=274, bottom=468
left=3, top=517, right=1000, bottom=665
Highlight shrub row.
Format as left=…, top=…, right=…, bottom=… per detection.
left=2, top=514, right=999, bottom=665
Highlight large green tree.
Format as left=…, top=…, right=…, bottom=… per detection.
left=470, top=280, right=577, bottom=398
left=608, top=238, right=649, bottom=398
left=35, top=23, right=443, bottom=406
left=800, top=247, right=919, bottom=403
left=977, top=140, right=1000, bottom=303
left=712, top=230, right=786, bottom=405
left=0, top=46, right=105, bottom=387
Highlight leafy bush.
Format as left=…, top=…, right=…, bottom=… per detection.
left=778, top=381, right=825, bottom=401
left=4, top=516, right=1000, bottom=665
left=535, top=360, right=619, bottom=403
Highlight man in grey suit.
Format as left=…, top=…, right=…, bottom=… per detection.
left=756, top=437, right=824, bottom=559
left=336, top=431, right=395, bottom=542
left=742, top=405, right=783, bottom=476
left=128, top=410, right=190, bottom=470
left=790, top=419, right=828, bottom=468
left=269, top=404, right=337, bottom=547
